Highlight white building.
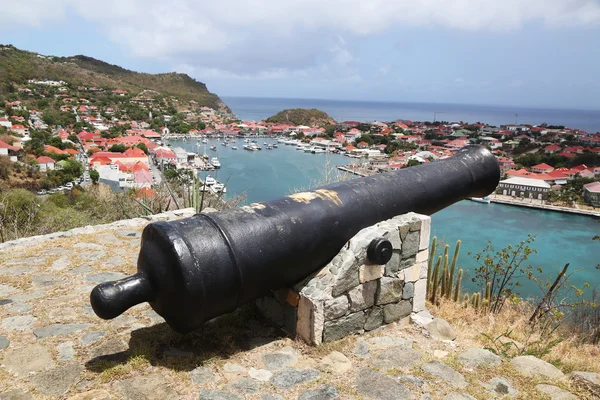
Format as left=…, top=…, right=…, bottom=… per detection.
left=497, top=177, right=551, bottom=200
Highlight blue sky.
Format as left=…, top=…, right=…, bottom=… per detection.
left=1, top=0, right=599, bottom=109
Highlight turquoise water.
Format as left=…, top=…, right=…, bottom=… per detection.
left=169, top=139, right=600, bottom=297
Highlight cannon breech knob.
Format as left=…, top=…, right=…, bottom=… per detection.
left=90, top=272, right=155, bottom=319
left=367, top=237, right=393, bottom=265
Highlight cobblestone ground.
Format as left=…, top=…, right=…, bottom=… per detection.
left=0, top=214, right=598, bottom=399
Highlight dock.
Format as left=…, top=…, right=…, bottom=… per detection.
left=489, top=195, right=600, bottom=218
left=336, top=166, right=372, bottom=177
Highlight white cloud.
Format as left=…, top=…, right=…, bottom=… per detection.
left=1, top=0, right=599, bottom=78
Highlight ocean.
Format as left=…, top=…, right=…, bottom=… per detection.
left=222, top=96, right=600, bottom=133
left=168, top=138, right=600, bottom=298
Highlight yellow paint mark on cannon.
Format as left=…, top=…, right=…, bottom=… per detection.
left=287, top=189, right=343, bottom=206
left=288, top=192, right=319, bottom=204
left=249, top=203, right=266, bottom=210
left=314, top=189, right=343, bottom=206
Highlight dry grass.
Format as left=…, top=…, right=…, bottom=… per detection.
left=430, top=298, right=600, bottom=375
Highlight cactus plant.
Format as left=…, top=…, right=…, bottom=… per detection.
left=447, top=240, right=461, bottom=298
left=453, top=269, right=463, bottom=302
left=430, top=255, right=442, bottom=304
left=426, top=236, right=437, bottom=294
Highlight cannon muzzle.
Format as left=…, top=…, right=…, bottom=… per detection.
left=91, top=145, right=500, bottom=333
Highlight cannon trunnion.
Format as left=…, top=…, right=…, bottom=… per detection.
left=90, top=145, right=500, bottom=334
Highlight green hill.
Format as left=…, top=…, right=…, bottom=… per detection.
left=0, top=45, right=230, bottom=113
left=266, top=108, right=335, bottom=127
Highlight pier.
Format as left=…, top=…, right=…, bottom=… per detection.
left=489, top=195, right=600, bottom=217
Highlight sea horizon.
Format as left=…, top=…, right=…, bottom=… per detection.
left=222, top=96, right=600, bottom=133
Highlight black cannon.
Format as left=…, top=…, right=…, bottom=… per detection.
left=91, top=145, right=500, bottom=333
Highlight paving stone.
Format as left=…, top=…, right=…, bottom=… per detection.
left=94, top=232, right=120, bottom=244
left=248, top=367, right=272, bottom=382
left=6, top=303, right=31, bottom=313
left=377, top=277, right=403, bottom=305
left=353, top=339, right=370, bottom=359
left=366, top=336, right=412, bottom=351
left=0, top=299, right=12, bottom=306
left=73, top=242, right=106, bottom=250
left=348, top=281, right=377, bottom=311
left=89, top=337, right=128, bottom=359
left=32, top=273, right=64, bottom=287
left=34, top=323, right=91, bottom=339
left=1, top=315, right=37, bottom=331
left=482, top=377, right=518, bottom=397
left=43, top=248, right=71, bottom=256
left=198, top=390, right=242, bottom=400
left=81, top=330, right=108, bottom=347
left=260, top=395, right=284, bottom=400
left=1, top=344, right=54, bottom=376
left=398, top=374, right=428, bottom=388
left=0, top=284, right=19, bottom=297
left=78, top=251, right=106, bottom=262
left=434, top=350, right=449, bottom=359
left=0, top=335, right=9, bottom=350
left=364, top=307, right=384, bottom=331
left=422, top=361, right=467, bottom=389
left=50, top=256, right=71, bottom=271
left=262, top=347, right=298, bottom=371
left=66, top=389, right=111, bottom=400
left=105, top=256, right=125, bottom=268
left=0, top=389, right=32, bottom=400
left=190, top=366, right=217, bottom=385
left=298, top=385, right=339, bottom=400
left=142, top=309, right=164, bottom=324
left=84, top=272, right=127, bottom=283
left=223, top=362, right=246, bottom=374
left=356, top=368, right=411, bottom=400
left=321, top=351, right=352, bottom=374
left=426, top=318, right=457, bottom=341
left=0, top=266, right=38, bottom=276
left=116, top=229, right=141, bottom=238
left=69, top=266, right=93, bottom=275
left=383, top=301, right=412, bottom=323
left=370, top=347, right=423, bottom=371
left=57, top=341, right=76, bottom=361
left=269, top=368, right=320, bottom=389
left=226, top=378, right=260, bottom=394
left=511, top=355, right=564, bottom=379
left=323, top=311, right=365, bottom=342
left=411, top=310, right=434, bottom=328
left=535, top=384, right=578, bottom=400
left=458, top=348, right=502, bottom=368
left=443, top=394, right=477, bottom=400
left=31, top=364, right=83, bottom=396
left=3, top=257, right=46, bottom=266
left=116, top=374, right=180, bottom=399
left=9, top=291, right=44, bottom=302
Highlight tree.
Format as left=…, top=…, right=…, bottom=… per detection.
left=405, top=159, right=421, bottom=168
left=109, top=144, right=126, bottom=153
left=136, top=143, right=148, bottom=154
left=89, top=169, right=100, bottom=184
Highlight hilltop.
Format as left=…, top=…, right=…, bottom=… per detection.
left=0, top=44, right=230, bottom=113
left=265, top=108, right=335, bottom=127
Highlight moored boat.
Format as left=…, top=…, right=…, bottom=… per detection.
left=469, top=196, right=491, bottom=204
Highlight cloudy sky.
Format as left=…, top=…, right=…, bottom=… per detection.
left=1, top=0, right=599, bottom=109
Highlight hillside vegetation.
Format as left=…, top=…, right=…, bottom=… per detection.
left=266, top=108, right=335, bottom=127
left=0, top=45, right=230, bottom=113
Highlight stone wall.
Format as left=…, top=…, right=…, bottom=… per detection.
left=256, top=212, right=431, bottom=345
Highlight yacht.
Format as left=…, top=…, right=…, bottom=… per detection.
left=210, top=145, right=217, bottom=151
left=222, top=142, right=228, bottom=146
left=312, top=147, right=326, bottom=154
left=244, top=139, right=251, bottom=143
left=204, top=175, right=216, bottom=186
left=243, top=144, right=259, bottom=151
left=211, top=182, right=227, bottom=194
left=231, top=145, right=238, bottom=150
left=304, top=146, right=315, bottom=153
left=272, top=143, right=278, bottom=148
left=211, top=157, right=221, bottom=168
left=202, top=139, right=208, bottom=143
left=297, top=144, right=310, bottom=151
left=469, top=197, right=491, bottom=204
left=266, top=145, right=273, bottom=150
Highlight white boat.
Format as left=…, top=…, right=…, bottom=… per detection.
left=231, top=146, right=238, bottom=150
left=304, top=146, right=316, bottom=153
left=211, top=157, right=221, bottom=168
left=243, top=144, right=259, bottom=151
left=210, top=145, right=217, bottom=151
left=210, top=182, right=227, bottom=194
left=204, top=175, right=216, bottom=186
left=222, top=142, right=228, bottom=146
left=266, top=145, right=273, bottom=150
left=469, top=197, right=490, bottom=204
left=244, top=139, right=251, bottom=143
left=312, top=147, right=326, bottom=154
left=202, top=139, right=208, bottom=143
left=272, top=144, right=278, bottom=148
left=297, top=144, right=309, bottom=151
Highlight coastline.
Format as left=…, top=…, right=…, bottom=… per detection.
left=488, top=194, right=600, bottom=218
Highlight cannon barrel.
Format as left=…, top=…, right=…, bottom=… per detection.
left=90, top=145, right=500, bottom=333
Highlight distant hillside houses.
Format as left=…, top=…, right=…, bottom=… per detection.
left=28, top=79, right=66, bottom=86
